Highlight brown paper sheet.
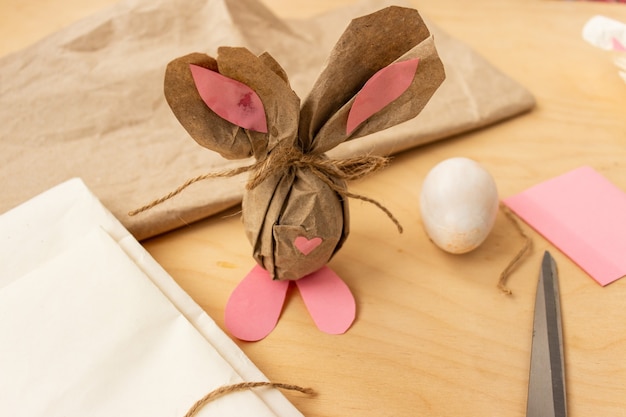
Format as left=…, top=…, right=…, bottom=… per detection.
left=0, top=0, right=535, bottom=241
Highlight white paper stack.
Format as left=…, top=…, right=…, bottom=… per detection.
left=0, top=178, right=304, bottom=417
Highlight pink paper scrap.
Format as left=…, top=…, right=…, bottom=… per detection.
left=503, top=166, right=626, bottom=286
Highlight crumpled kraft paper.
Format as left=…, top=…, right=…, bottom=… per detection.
left=0, top=0, right=535, bottom=241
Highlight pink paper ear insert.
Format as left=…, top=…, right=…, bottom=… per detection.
left=346, top=58, right=420, bottom=135
left=189, top=64, right=268, bottom=133
left=503, top=166, right=626, bottom=286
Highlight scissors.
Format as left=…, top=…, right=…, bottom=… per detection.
left=526, top=251, right=567, bottom=417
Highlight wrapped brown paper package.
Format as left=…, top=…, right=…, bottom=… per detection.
left=0, top=0, right=535, bottom=241
left=163, top=7, right=445, bottom=280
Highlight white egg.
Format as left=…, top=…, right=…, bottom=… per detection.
left=419, top=157, right=499, bottom=254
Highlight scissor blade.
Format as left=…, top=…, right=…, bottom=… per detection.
left=526, top=251, right=567, bottom=417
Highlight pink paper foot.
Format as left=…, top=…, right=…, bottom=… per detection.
left=295, top=266, right=356, bottom=335
left=224, top=265, right=290, bottom=341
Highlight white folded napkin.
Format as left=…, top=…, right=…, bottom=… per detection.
left=0, top=178, right=303, bottom=417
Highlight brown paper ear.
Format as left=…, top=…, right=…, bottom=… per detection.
left=311, top=37, right=444, bottom=154
left=164, top=48, right=299, bottom=160
left=298, top=6, right=445, bottom=155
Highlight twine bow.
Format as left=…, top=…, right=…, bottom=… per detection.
left=129, top=144, right=403, bottom=233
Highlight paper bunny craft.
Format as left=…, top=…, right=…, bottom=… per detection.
left=163, top=6, right=445, bottom=340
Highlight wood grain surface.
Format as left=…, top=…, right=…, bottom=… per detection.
left=3, top=1, right=626, bottom=416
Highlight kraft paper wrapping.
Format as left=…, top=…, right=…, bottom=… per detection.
left=163, top=7, right=446, bottom=280
left=0, top=0, right=535, bottom=241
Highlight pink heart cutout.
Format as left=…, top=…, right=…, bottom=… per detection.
left=294, top=236, right=322, bottom=255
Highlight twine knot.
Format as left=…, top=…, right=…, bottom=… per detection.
left=129, top=144, right=402, bottom=233
left=247, top=145, right=390, bottom=190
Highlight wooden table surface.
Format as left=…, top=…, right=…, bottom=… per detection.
left=3, top=0, right=626, bottom=416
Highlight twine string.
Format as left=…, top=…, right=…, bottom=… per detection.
left=183, top=382, right=315, bottom=417
left=497, top=203, right=532, bottom=295
left=308, top=164, right=403, bottom=233
left=128, top=145, right=402, bottom=232
left=127, top=165, right=252, bottom=216
left=245, top=146, right=390, bottom=189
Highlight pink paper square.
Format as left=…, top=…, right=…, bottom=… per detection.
left=503, top=166, right=626, bottom=286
